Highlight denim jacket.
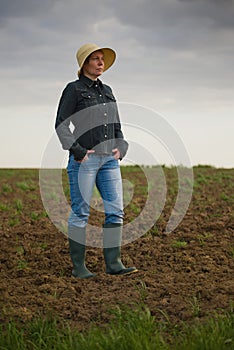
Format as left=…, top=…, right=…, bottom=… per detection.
left=55, top=74, right=128, bottom=161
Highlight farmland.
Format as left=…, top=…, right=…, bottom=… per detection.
left=0, top=166, right=233, bottom=348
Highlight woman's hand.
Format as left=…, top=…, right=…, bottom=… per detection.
left=112, top=148, right=121, bottom=160
left=78, top=150, right=95, bottom=163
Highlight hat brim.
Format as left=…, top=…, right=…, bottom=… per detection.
left=78, top=47, right=116, bottom=77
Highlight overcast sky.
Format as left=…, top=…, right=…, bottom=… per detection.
left=0, top=0, right=233, bottom=168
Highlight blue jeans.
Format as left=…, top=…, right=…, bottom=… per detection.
left=67, top=154, right=124, bottom=228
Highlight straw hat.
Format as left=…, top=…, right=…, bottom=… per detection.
left=76, top=43, right=116, bottom=77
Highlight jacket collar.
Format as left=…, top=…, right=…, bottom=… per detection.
left=79, top=74, right=103, bottom=88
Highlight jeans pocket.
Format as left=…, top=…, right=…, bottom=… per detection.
left=67, top=154, right=80, bottom=173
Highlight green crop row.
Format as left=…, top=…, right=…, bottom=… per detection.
left=0, top=304, right=233, bottom=350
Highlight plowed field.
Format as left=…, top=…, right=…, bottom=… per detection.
left=0, top=166, right=233, bottom=331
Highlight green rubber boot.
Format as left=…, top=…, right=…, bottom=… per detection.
left=68, top=226, right=95, bottom=278
left=103, top=223, right=138, bottom=275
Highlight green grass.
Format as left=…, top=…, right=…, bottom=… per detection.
left=30, top=211, right=40, bottom=220
left=8, top=217, right=20, bottom=227
left=188, top=295, right=201, bottom=318
left=17, top=260, right=28, bottom=270
left=30, top=210, right=48, bottom=221
left=197, top=232, right=213, bottom=246
left=171, top=240, right=188, bottom=248
left=16, top=181, right=36, bottom=191
left=0, top=305, right=233, bottom=350
left=229, top=246, right=234, bottom=258
left=0, top=203, right=9, bottom=211
left=175, top=310, right=234, bottom=350
left=14, top=199, right=23, bottom=212
left=220, top=192, right=234, bottom=202
left=2, top=183, right=12, bottom=192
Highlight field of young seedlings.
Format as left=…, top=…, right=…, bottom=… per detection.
left=0, top=165, right=233, bottom=349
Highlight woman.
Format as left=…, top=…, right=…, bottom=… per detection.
left=55, top=43, right=138, bottom=278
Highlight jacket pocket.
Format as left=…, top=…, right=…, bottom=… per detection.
left=80, top=91, right=98, bottom=108
left=81, top=92, right=96, bottom=99
left=105, top=92, right=116, bottom=102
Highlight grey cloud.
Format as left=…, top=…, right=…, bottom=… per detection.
left=2, top=0, right=233, bottom=57
left=80, top=0, right=234, bottom=34
left=177, top=0, right=234, bottom=28
left=0, top=0, right=233, bottom=108
left=0, top=0, right=56, bottom=22
left=112, top=0, right=234, bottom=30
left=109, top=0, right=234, bottom=59
left=0, top=0, right=112, bottom=69
left=0, top=0, right=111, bottom=23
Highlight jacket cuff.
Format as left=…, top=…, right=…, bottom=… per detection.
left=70, top=142, right=87, bottom=161
left=116, top=139, right=129, bottom=159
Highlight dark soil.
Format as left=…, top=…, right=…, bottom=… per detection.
left=0, top=166, right=233, bottom=331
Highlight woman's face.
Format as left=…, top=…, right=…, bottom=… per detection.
left=83, top=50, right=104, bottom=80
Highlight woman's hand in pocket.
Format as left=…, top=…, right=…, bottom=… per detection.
left=78, top=150, right=95, bottom=163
